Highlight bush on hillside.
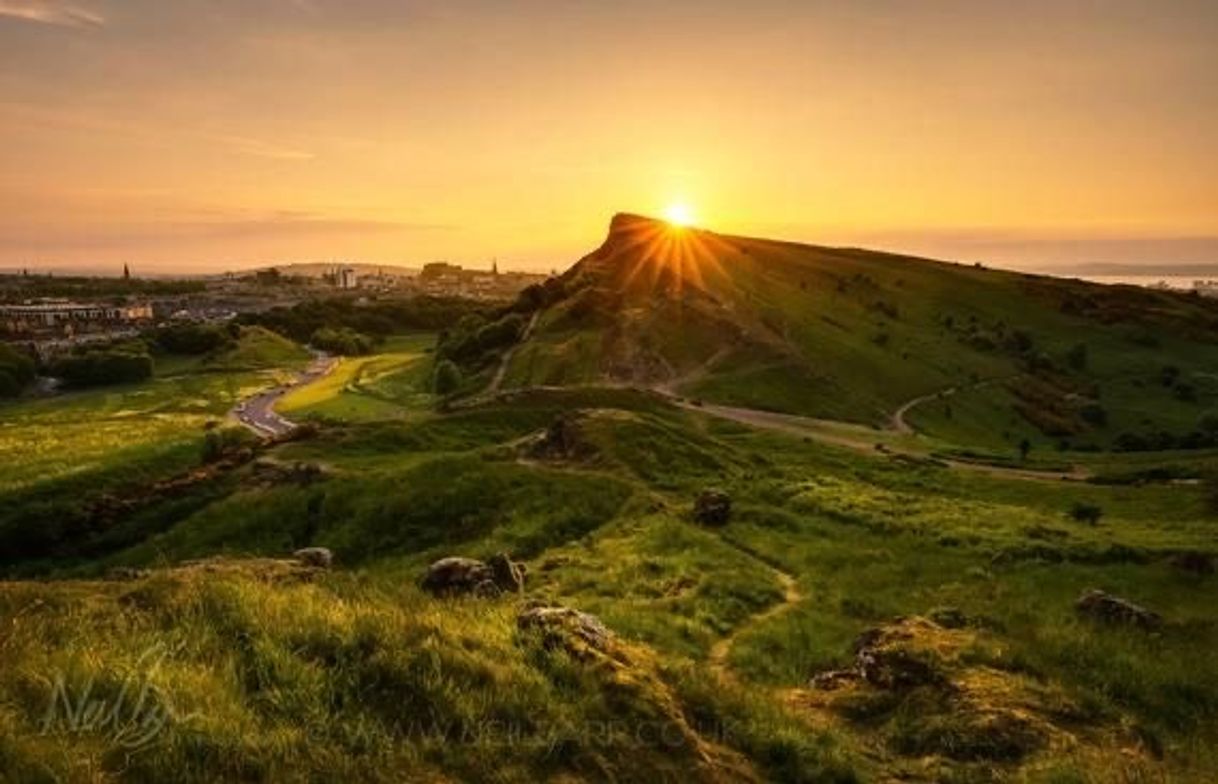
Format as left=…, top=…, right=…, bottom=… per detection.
left=310, top=326, right=376, bottom=356
left=152, top=322, right=237, bottom=355
left=49, top=347, right=153, bottom=388
left=1069, top=503, right=1104, bottom=525
left=437, top=312, right=526, bottom=365
left=433, top=359, right=463, bottom=395
left=0, top=344, right=36, bottom=397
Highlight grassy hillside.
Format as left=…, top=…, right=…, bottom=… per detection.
left=278, top=333, right=436, bottom=423
left=2, top=385, right=1215, bottom=781
left=503, top=214, right=1218, bottom=454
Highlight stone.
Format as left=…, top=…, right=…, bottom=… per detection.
left=1075, top=589, right=1162, bottom=630
left=693, top=489, right=731, bottom=526
left=422, top=553, right=525, bottom=597
left=293, top=547, right=333, bottom=569
left=487, top=552, right=525, bottom=593
left=421, top=557, right=493, bottom=596
left=517, top=605, right=613, bottom=656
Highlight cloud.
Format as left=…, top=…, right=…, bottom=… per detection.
left=0, top=0, right=104, bottom=27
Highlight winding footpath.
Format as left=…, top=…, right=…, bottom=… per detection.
left=672, top=395, right=1088, bottom=482
left=708, top=563, right=803, bottom=684
left=487, top=310, right=541, bottom=396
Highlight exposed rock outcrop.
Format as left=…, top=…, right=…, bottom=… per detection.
left=421, top=553, right=525, bottom=597
left=293, top=547, right=333, bottom=569
left=1075, top=589, right=1162, bottom=630
left=517, top=604, right=614, bottom=659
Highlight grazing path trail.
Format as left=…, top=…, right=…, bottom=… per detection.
left=233, top=352, right=338, bottom=438
left=487, top=310, right=541, bottom=396
left=674, top=396, right=1089, bottom=482
left=708, top=557, right=803, bottom=684
left=888, top=376, right=1014, bottom=434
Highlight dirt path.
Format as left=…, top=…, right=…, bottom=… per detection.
left=889, top=376, right=1016, bottom=434
left=708, top=561, right=803, bottom=684
left=672, top=396, right=1089, bottom=483
left=487, top=310, right=541, bottom=395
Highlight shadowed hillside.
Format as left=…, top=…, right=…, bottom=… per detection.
left=503, top=214, right=1218, bottom=452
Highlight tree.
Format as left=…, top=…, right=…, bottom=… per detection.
left=1018, top=438, right=1031, bottom=462
left=432, top=360, right=462, bottom=396
left=1069, top=503, right=1103, bottom=525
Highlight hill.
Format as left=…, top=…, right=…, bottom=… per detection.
left=502, top=214, right=1218, bottom=453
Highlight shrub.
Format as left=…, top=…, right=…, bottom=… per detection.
left=433, top=360, right=462, bottom=395
left=1069, top=503, right=1103, bottom=525
left=202, top=427, right=248, bottom=464
left=310, top=326, right=376, bottom=356
left=0, top=344, right=35, bottom=397
left=152, top=323, right=236, bottom=355
left=49, top=348, right=153, bottom=388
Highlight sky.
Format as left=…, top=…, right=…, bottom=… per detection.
left=0, top=0, right=1216, bottom=275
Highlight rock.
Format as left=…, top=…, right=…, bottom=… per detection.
left=808, top=669, right=860, bottom=691
left=840, top=620, right=950, bottom=691
left=528, top=413, right=596, bottom=461
left=421, top=553, right=525, bottom=597
left=421, top=557, right=493, bottom=596
left=293, top=547, right=333, bottom=569
left=487, top=552, right=525, bottom=593
left=1169, top=551, right=1215, bottom=576
left=1075, top=589, right=1162, bottom=630
left=693, top=489, right=732, bottom=526
left=517, top=605, right=613, bottom=656
left=107, top=567, right=150, bottom=581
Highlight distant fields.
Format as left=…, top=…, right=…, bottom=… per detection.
left=0, top=328, right=307, bottom=495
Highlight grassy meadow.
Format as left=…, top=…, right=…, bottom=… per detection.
left=1, top=370, right=1215, bottom=781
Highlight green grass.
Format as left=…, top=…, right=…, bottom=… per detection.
left=278, top=333, right=436, bottom=422
left=2, top=286, right=1218, bottom=780
left=508, top=216, right=1218, bottom=456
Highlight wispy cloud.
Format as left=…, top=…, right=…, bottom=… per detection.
left=0, top=0, right=104, bottom=28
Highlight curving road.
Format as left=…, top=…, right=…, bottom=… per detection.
left=233, top=352, right=337, bottom=438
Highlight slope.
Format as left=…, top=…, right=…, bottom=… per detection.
left=502, top=214, right=1218, bottom=452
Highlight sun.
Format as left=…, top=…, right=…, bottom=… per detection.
left=663, top=202, right=696, bottom=228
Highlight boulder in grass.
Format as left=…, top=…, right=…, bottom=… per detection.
left=693, top=489, right=732, bottom=526
left=293, top=547, right=333, bottom=569
left=422, top=553, right=526, bottom=597
left=421, top=557, right=493, bottom=596
left=1075, top=589, right=1162, bottom=630
left=487, top=552, right=526, bottom=594
left=517, top=605, right=613, bottom=657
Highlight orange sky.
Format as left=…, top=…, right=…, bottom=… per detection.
left=1, top=0, right=1216, bottom=274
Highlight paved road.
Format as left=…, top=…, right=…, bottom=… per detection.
left=234, top=352, right=337, bottom=438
